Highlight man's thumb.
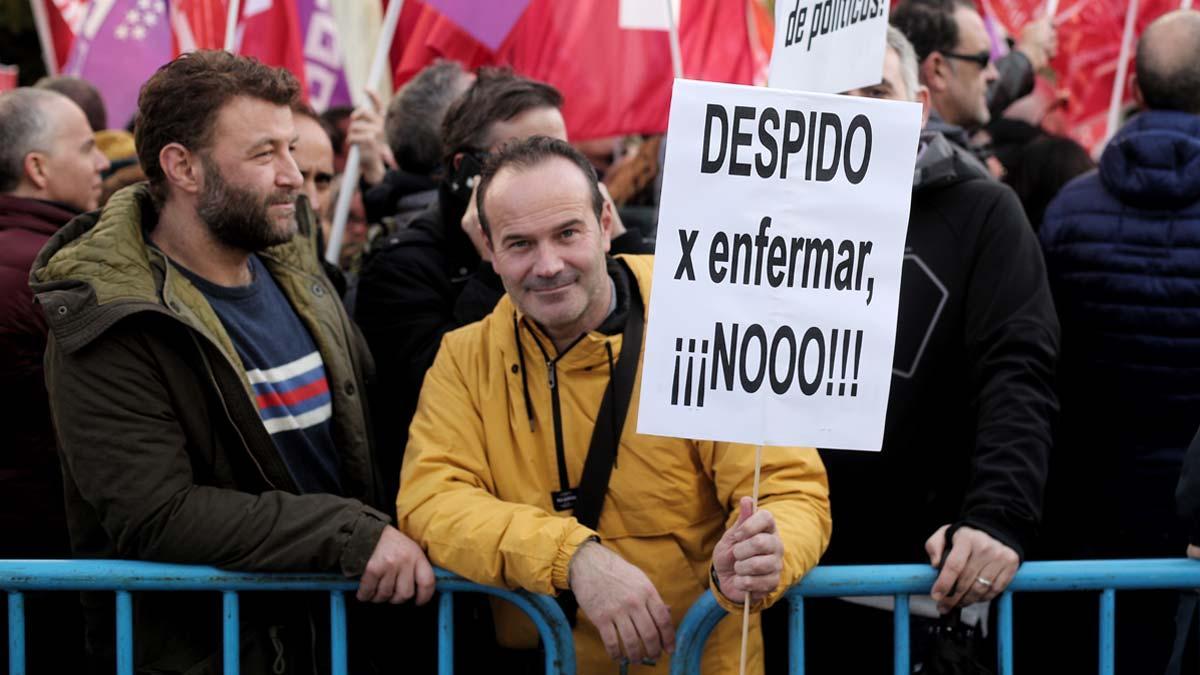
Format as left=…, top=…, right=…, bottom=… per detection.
left=737, top=496, right=754, bottom=525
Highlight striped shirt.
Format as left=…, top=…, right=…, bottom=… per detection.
left=174, top=255, right=342, bottom=494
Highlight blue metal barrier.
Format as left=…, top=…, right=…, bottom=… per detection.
left=671, top=558, right=1200, bottom=675
left=0, top=560, right=575, bottom=675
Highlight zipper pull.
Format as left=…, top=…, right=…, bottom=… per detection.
left=547, top=360, right=557, bottom=389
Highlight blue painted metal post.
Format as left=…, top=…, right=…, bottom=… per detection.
left=222, top=591, right=240, bottom=675
left=893, top=595, right=909, bottom=675
left=116, top=590, right=133, bottom=675
left=789, top=595, right=805, bottom=675
left=438, top=592, right=454, bottom=675
left=997, top=592, right=1013, bottom=675
left=1099, top=589, right=1116, bottom=675
left=329, top=591, right=347, bottom=675
left=8, top=591, right=25, bottom=675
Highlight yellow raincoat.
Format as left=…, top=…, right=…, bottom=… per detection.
left=398, top=255, right=831, bottom=673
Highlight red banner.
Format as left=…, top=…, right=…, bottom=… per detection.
left=390, top=0, right=766, bottom=140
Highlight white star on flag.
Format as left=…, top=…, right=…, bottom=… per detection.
left=144, top=11, right=157, bottom=25
left=115, top=24, right=129, bottom=40
left=125, top=9, right=140, bottom=23
left=132, top=24, right=147, bottom=40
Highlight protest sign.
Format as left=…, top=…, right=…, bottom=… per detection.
left=619, top=0, right=683, bottom=30
left=768, top=0, right=890, bottom=94
left=637, top=79, right=921, bottom=451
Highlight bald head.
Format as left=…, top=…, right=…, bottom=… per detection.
left=1136, top=10, right=1200, bottom=114
left=0, top=88, right=109, bottom=210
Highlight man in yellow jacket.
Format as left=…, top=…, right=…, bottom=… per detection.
left=397, top=136, right=832, bottom=673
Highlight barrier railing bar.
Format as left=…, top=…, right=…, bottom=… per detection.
left=8, top=590, right=24, bottom=675
left=330, top=591, right=348, bottom=675
left=893, top=594, right=909, bottom=675
left=997, top=591, right=1013, bottom=675
left=438, top=592, right=454, bottom=675
left=222, top=590, right=239, bottom=675
left=1099, top=589, right=1115, bottom=675
left=790, top=594, right=804, bottom=675
left=671, top=590, right=721, bottom=675
left=116, top=590, right=133, bottom=675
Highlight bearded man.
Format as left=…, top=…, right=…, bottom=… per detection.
left=30, top=51, right=432, bottom=675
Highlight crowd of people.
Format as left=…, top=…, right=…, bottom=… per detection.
left=2, top=1, right=1200, bottom=673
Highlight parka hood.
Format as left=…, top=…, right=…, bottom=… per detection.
left=1099, top=110, right=1200, bottom=210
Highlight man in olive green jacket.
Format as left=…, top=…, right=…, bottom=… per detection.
left=30, top=51, right=432, bottom=674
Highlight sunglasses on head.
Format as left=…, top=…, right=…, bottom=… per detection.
left=942, top=50, right=991, bottom=69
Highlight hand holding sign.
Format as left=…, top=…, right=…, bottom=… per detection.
left=712, top=497, right=784, bottom=604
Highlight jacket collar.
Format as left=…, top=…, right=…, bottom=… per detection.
left=0, top=195, right=79, bottom=236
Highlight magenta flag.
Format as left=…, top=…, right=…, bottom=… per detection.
left=423, top=0, right=533, bottom=51
left=65, top=0, right=174, bottom=129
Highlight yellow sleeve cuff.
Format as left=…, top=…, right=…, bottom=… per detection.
left=551, top=526, right=600, bottom=591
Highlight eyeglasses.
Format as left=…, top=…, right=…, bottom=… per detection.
left=942, top=50, right=991, bottom=69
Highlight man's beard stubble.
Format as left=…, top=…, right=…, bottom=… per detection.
left=196, top=160, right=298, bottom=252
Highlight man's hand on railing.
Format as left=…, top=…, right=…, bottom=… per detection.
left=568, top=539, right=676, bottom=663
left=925, top=524, right=1020, bottom=614
left=1187, top=544, right=1200, bottom=560
left=356, top=525, right=436, bottom=605
left=711, top=496, right=784, bottom=605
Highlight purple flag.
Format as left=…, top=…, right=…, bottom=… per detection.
left=424, top=0, right=533, bottom=51
left=295, top=0, right=352, bottom=112
left=65, top=0, right=175, bottom=129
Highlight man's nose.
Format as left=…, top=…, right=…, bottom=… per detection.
left=277, top=153, right=303, bottom=189
left=983, top=60, right=999, bottom=83
left=532, top=245, right=565, bottom=278
left=93, top=148, right=111, bottom=175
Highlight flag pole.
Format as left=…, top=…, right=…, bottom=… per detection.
left=325, top=0, right=404, bottom=267
left=1184, top=0, right=1193, bottom=11
left=737, top=444, right=764, bottom=675
left=665, top=0, right=684, bottom=79
left=223, top=0, right=241, bottom=52
left=28, top=0, right=59, bottom=76
left=1104, top=0, right=1139, bottom=145
left=1045, top=0, right=1060, bottom=19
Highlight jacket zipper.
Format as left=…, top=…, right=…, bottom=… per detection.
left=547, top=359, right=567, bottom=488
left=190, top=331, right=279, bottom=490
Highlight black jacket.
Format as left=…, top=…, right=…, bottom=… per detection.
left=818, top=132, right=1059, bottom=564
left=354, top=185, right=654, bottom=499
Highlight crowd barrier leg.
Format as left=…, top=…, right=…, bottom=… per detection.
left=8, top=591, right=24, bottom=675
left=997, top=592, right=1014, bottom=675
left=893, top=594, right=909, bottom=675
left=223, top=591, right=239, bottom=675
left=116, top=590, right=133, bottom=675
left=1099, top=589, right=1116, bottom=675
left=438, top=591, right=454, bottom=675
left=330, top=591, right=348, bottom=675
left=789, top=595, right=804, bottom=675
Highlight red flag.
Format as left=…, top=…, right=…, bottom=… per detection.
left=31, top=0, right=90, bottom=72
left=985, top=0, right=1178, bottom=151
left=391, top=0, right=763, bottom=140
left=235, top=0, right=308, bottom=99
left=175, top=0, right=231, bottom=51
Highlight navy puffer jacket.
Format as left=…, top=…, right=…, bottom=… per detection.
left=1040, top=110, right=1200, bottom=555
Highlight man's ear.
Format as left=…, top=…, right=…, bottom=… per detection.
left=452, top=152, right=464, bottom=172
left=916, top=85, right=933, bottom=128
left=22, top=152, right=49, bottom=190
left=160, top=143, right=203, bottom=196
left=920, top=53, right=949, bottom=95
left=599, top=197, right=614, bottom=253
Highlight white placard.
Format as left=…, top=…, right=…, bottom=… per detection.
left=637, top=80, right=921, bottom=450
left=769, top=0, right=891, bottom=94
left=619, top=0, right=682, bottom=30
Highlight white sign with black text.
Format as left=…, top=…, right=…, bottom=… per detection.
left=637, top=79, right=921, bottom=450
left=769, top=0, right=890, bottom=94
